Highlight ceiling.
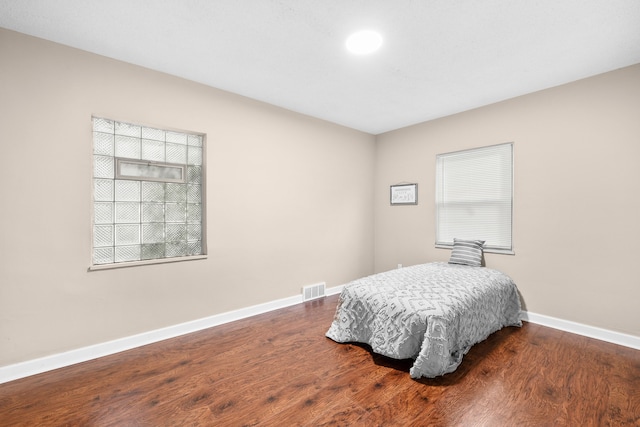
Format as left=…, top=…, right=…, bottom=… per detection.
left=1, top=0, right=640, bottom=134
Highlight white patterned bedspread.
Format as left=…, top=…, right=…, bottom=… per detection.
left=326, top=262, right=522, bottom=379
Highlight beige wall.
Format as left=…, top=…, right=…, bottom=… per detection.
left=1, top=28, right=638, bottom=369
left=0, top=29, right=375, bottom=366
left=375, top=64, right=640, bottom=337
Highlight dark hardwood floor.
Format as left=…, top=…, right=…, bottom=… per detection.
left=0, top=295, right=638, bottom=426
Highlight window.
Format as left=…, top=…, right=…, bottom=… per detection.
left=91, top=117, right=206, bottom=269
left=435, top=142, right=513, bottom=253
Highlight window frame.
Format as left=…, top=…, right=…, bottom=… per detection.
left=115, top=158, right=187, bottom=184
left=435, top=142, right=514, bottom=255
left=89, top=116, right=207, bottom=271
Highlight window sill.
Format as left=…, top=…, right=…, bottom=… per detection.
left=88, top=255, right=207, bottom=271
left=435, top=244, right=515, bottom=255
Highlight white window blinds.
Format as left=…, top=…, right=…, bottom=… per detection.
left=435, top=142, right=513, bottom=253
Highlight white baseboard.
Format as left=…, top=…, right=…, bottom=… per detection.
left=327, top=284, right=344, bottom=296
left=0, top=286, right=341, bottom=385
left=0, top=287, right=635, bottom=384
left=521, top=311, right=640, bottom=350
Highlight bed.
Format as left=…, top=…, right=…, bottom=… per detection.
left=325, top=261, right=522, bottom=379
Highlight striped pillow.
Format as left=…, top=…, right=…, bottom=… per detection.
left=449, top=238, right=485, bottom=267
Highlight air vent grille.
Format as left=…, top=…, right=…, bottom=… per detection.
left=302, top=282, right=326, bottom=302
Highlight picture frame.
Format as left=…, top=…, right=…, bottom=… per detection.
left=390, top=183, right=418, bottom=205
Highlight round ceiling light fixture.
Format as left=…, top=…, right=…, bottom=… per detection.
left=345, top=30, right=383, bottom=55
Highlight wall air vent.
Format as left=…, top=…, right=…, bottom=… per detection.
left=302, top=282, right=326, bottom=302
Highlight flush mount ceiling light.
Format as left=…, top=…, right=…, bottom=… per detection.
left=345, top=30, right=383, bottom=55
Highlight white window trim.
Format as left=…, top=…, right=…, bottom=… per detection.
left=90, top=116, right=207, bottom=270
left=435, top=142, right=514, bottom=255
left=115, top=158, right=187, bottom=184
left=89, top=255, right=207, bottom=271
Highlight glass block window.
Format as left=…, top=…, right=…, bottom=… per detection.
left=92, top=117, right=205, bottom=268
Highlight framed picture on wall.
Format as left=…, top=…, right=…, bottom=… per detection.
left=390, top=183, right=418, bottom=205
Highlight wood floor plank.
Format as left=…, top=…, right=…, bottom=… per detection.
left=1, top=295, right=638, bottom=426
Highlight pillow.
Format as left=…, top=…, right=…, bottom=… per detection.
left=448, top=238, right=485, bottom=267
